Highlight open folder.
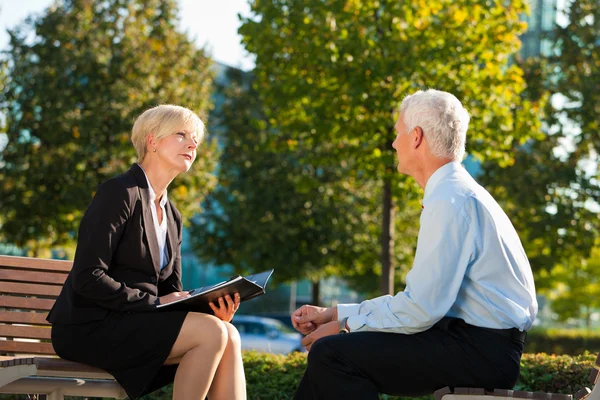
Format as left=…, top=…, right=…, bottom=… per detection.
left=156, top=269, right=274, bottom=313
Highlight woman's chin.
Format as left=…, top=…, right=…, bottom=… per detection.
left=180, top=161, right=194, bottom=173
left=170, top=159, right=193, bottom=174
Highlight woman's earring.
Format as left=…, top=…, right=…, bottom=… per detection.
left=153, top=148, right=156, bottom=153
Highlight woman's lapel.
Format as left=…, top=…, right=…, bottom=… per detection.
left=163, top=202, right=179, bottom=274
left=130, top=164, right=161, bottom=273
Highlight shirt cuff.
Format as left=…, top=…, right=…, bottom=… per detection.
left=337, top=303, right=361, bottom=320
left=347, top=314, right=368, bottom=332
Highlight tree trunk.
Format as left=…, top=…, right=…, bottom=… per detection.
left=311, top=279, right=321, bottom=306
left=380, top=177, right=395, bottom=295
left=586, top=306, right=591, bottom=330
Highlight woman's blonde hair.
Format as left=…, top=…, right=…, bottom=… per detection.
left=131, top=105, right=205, bottom=162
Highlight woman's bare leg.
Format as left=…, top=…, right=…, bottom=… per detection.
left=164, top=312, right=228, bottom=400
left=207, top=322, right=246, bottom=400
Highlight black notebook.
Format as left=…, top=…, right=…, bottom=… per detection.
left=156, top=269, right=274, bottom=313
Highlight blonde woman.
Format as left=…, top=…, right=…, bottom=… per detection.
left=48, top=105, right=246, bottom=400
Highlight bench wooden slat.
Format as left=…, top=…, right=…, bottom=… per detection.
left=34, top=358, right=108, bottom=375
left=0, top=296, right=56, bottom=311
left=0, top=256, right=72, bottom=272
left=0, top=256, right=127, bottom=398
left=0, top=282, right=62, bottom=297
left=0, top=311, right=50, bottom=326
left=0, top=340, right=55, bottom=355
left=0, top=269, right=67, bottom=285
left=0, top=358, right=117, bottom=382
left=0, top=325, right=51, bottom=340
left=0, top=357, right=49, bottom=366
left=590, top=368, right=599, bottom=384
left=574, top=388, right=591, bottom=400
left=434, top=387, right=454, bottom=400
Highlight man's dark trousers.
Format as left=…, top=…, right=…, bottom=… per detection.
left=294, top=317, right=525, bottom=400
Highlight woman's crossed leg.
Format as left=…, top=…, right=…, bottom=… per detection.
left=165, top=312, right=246, bottom=400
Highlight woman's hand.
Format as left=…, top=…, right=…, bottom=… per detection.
left=158, top=291, right=190, bottom=305
left=209, top=293, right=240, bottom=322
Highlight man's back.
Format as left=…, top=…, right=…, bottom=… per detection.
left=417, top=162, right=538, bottom=331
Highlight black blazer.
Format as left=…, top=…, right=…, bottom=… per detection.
left=47, top=164, right=183, bottom=324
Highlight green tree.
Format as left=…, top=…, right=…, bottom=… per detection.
left=549, top=244, right=600, bottom=329
left=480, top=130, right=599, bottom=290
left=240, top=0, right=544, bottom=295
left=479, top=58, right=597, bottom=289
left=0, top=0, right=217, bottom=255
left=480, top=0, right=600, bottom=290
left=191, top=68, right=395, bottom=304
left=553, top=0, right=600, bottom=156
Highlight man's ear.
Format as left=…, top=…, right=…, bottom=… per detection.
left=413, top=127, right=424, bottom=149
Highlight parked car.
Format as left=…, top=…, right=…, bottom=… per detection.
left=256, top=312, right=296, bottom=330
left=231, top=315, right=305, bottom=354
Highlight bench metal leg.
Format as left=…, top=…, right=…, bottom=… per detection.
left=47, top=389, right=64, bottom=400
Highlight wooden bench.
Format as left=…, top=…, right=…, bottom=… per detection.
left=433, top=353, right=600, bottom=400
left=0, top=255, right=126, bottom=399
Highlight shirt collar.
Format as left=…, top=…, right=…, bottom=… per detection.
left=137, top=163, right=168, bottom=207
left=423, top=161, right=463, bottom=200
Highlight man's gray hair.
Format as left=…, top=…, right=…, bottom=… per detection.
left=400, top=89, right=470, bottom=161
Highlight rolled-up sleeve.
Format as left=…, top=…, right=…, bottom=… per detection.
left=338, top=200, right=477, bottom=334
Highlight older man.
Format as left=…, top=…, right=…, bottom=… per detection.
left=292, top=89, right=537, bottom=399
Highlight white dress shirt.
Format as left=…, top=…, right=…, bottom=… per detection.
left=338, top=162, right=538, bottom=333
left=138, top=164, right=169, bottom=270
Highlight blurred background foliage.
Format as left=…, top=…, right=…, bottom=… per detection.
left=0, top=0, right=599, bottom=326
left=236, top=0, right=546, bottom=296
left=0, top=0, right=218, bottom=256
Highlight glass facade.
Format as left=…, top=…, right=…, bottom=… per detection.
left=520, top=0, right=557, bottom=59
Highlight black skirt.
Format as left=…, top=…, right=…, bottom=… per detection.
left=51, top=310, right=188, bottom=399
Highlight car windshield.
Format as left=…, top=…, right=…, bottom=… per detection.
left=269, top=320, right=296, bottom=334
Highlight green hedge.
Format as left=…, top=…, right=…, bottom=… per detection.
left=0, top=352, right=596, bottom=400
left=524, top=328, right=600, bottom=356
left=147, top=351, right=598, bottom=400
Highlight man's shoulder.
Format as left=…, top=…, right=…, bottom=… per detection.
left=427, top=173, right=477, bottom=208
left=432, top=172, right=508, bottom=220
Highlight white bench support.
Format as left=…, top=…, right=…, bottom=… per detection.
left=1, top=376, right=126, bottom=399
left=0, top=358, right=127, bottom=400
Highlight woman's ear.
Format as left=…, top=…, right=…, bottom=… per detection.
left=147, top=134, right=156, bottom=153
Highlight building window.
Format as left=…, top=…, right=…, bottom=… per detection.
left=542, top=5, right=556, bottom=31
